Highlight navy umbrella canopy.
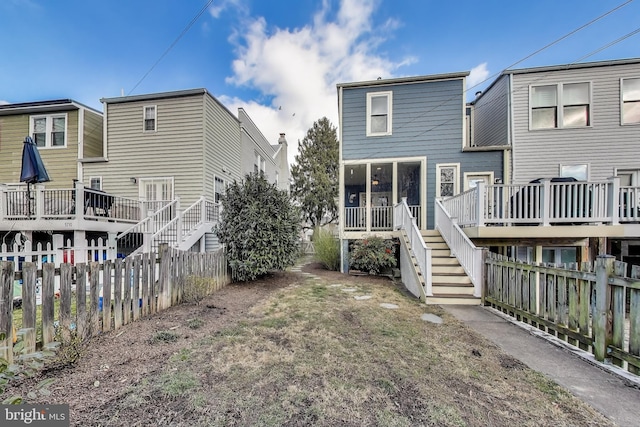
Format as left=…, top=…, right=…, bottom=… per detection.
left=20, top=136, right=50, bottom=184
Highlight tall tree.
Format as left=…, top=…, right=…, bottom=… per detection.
left=291, top=117, right=339, bottom=231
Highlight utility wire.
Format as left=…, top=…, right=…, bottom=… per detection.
left=128, top=0, right=215, bottom=95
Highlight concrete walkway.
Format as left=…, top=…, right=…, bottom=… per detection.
left=443, top=305, right=640, bottom=427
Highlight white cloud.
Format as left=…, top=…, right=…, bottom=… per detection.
left=209, top=0, right=244, bottom=19
left=223, top=0, right=412, bottom=165
left=467, top=62, right=490, bottom=91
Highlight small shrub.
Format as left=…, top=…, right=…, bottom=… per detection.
left=151, top=331, right=178, bottom=344
left=187, top=318, right=204, bottom=329
left=313, top=228, right=340, bottom=271
left=183, top=276, right=215, bottom=305
left=349, top=236, right=397, bottom=275
left=48, top=325, right=86, bottom=370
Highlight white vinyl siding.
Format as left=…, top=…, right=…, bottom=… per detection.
left=622, top=77, right=640, bottom=125
left=366, top=91, right=392, bottom=136
left=530, top=82, right=590, bottom=129
left=30, top=113, right=67, bottom=148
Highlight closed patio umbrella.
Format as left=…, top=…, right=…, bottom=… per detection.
left=20, top=136, right=50, bottom=216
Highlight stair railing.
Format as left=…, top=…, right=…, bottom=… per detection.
left=116, top=199, right=179, bottom=254
left=394, top=198, right=432, bottom=296
left=434, top=198, right=483, bottom=297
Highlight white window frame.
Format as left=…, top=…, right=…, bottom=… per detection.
left=436, top=163, right=460, bottom=198
left=463, top=171, right=494, bottom=191
left=529, top=82, right=591, bottom=130
left=89, top=176, right=103, bottom=190
left=559, top=164, right=589, bottom=181
left=29, top=113, right=68, bottom=148
left=214, top=176, right=225, bottom=204
left=254, top=152, right=266, bottom=174
left=621, top=77, right=640, bottom=125
left=366, top=91, right=393, bottom=136
left=138, top=177, right=174, bottom=201
left=615, top=168, right=640, bottom=186
left=143, top=105, right=157, bottom=132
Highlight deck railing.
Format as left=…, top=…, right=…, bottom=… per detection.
left=434, top=199, right=483, bottom=296
left=442, top=178, right=638, bottom=227
left=394, top=199, right=432, bottom=296
left=0, top=184, right=141, bottom=223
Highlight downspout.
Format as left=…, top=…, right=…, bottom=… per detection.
left=507, top=73, right=514, bottom=184
left=337, top=86, right=347, bottom=273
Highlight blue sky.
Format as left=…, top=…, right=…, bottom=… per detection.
left=1, top=0, right=639, bottom=163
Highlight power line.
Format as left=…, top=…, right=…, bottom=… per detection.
left=128, top=0, right=215, bottom=95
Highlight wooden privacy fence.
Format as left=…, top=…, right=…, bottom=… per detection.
left=485, top=253, right=640, bottom=376
left=0, top=245, right=229, bottom=363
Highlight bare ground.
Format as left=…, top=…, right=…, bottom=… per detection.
left=2, top=261, right=613, bottom=427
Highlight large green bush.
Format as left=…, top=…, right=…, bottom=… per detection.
left=215, top=172, right=301, bottom=282
left=313, top=228, right=340, bottom=271
left=349, top=236, right=397, bottom=275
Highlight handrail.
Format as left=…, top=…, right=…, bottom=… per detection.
left=116, top=199, right=179, bottom=254
left=394, top=198, right=432, bottom=296
left=435, top=199, right=483, bottom=297
left=441, top=178, right=635, bottom=228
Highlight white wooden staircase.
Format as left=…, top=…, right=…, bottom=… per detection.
left=421, top=230, right=480, bottom=305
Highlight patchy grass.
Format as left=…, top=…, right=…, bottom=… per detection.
left=102, top=273, right=611, bottom=427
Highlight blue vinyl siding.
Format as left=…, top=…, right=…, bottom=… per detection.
left=341, top=77, right=503, bottom=228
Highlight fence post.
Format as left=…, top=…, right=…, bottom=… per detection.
left=0, top=261, right=14, bottom=364
left=593, top=255, right=614, bottom=362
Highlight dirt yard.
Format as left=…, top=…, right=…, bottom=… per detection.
left=3, top=260, right=613, bottom=426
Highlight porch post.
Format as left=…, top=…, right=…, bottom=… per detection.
left=608, top=176, right=620, bottom=225
left=477, top=182, right=485, bottom=227
left=541, top=179, right=550, bottom=226
left=0, top=185, right=7, bottom=221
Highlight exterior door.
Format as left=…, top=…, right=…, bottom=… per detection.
left=464, top=172, right=494, bottom=191
left=139, top=177, right=174, bottom=213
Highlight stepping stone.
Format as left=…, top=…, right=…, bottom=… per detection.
left=421, top=313, right=443, bottom=324
left=380, top=303, right=399, bottom=309
left=341, top=288, right=358, bottom=292
left=354, top=295, right=372, bottom=301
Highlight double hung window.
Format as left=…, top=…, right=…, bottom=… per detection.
left=530, top=83, right=590, bottom=129
left=366, top=91, right=392, bottom=136
left=622, top=78, right=640, bottom=124
left=30, top=114, right=67, bottom=148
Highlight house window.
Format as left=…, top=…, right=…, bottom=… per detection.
left=436, top=163, right=460, bottom=198
left=143, top=105, right=156, bottom=132
left=89, top=177, right=102, bottom=190
left=560, top=164, right=589, bottom=181
left=463, top=172, right=494, bottom=191
left=622, top=78, right=640, bottom=124
left=530, top=83, right=590, bottom=129
left=366, top=91, right=392, bottom=136
left=30, top=114, right=67, bottom=148
left=214, top=176, right=224, bottom=203
left=254, top=152, right=265, bottom=174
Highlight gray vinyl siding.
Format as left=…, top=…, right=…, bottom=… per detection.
left=0, top=114, right=31, bottom=184
left=511, top=62, right=640, bottom=183
left=472, top=74, right=509, bottom=147
left=341, top=77, right=503, bottom=228
left=238, top=108, right=279, bottom=183
left=82, top=109, right=103, bottom=158
left=203, top=93, right=242, bottom=201
left=85, top=94, right=206, bottom=204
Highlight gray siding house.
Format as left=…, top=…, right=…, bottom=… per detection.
left=337, top=73, right=505, bottom=295
left=468, top=58, right=640, bottom=267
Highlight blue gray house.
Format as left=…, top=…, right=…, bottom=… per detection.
left=337, top=72, right=505, bottom=304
